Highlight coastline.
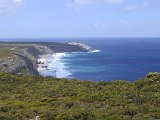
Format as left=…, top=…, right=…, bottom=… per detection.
left=0, top=41, right=98, bottom=76
left=36, top=42, right=100, bottom=78
left=37, top=49, right=101, bottom=78
left=37, top=54, right=52, bottom=73
left=37, top=53, right=72, bottom=78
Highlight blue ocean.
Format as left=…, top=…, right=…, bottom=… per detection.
left=39, top=38, right=160, bottom=82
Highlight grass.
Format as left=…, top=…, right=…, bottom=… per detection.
left=0, top=43, right=34, bottom=59
left=0, top=51, right=13, bottom=58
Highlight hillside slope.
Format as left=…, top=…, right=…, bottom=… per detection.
left=0, top=42, right=92, bottom=76
left=0, top=73, right=160, bottom=120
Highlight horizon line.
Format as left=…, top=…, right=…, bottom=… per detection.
left=0, top=37, right=160, bottom=39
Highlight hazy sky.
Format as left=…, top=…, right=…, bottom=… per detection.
left=0, top=0, right=160, bottom=38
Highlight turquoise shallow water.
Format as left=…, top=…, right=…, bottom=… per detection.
left=38, top=38, right=160, bottom=82
left=5, top=38, right=160, bottom=82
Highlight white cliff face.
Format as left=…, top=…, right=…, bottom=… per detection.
left=68, top=42, right=95, bottom=52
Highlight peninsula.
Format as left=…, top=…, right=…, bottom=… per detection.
left=0, top=41, right=160, bottom=120
left=0, top=41, right=96, bottom=76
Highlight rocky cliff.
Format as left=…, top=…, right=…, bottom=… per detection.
left=68, top=42, right=96, bottom=52
left=0, top=42, right=95, bottom=76
left=0, top=44, right=52, bottom=76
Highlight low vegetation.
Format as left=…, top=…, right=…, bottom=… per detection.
left=0, top=42, right=92, bottom=76
left=0, top=72, right=160, bottom=120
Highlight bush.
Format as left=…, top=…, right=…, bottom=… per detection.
left=0, top=73, right=160, bottom=119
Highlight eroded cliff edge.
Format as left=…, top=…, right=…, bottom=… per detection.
left=0, top=42, right=95, bottom=76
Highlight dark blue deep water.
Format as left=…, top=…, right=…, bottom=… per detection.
left=4, top=38, right=160, bottom=82
left=57, top=38, right=160, bottom=82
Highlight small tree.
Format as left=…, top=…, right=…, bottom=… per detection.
left=146, top=72, right=159, bottom=78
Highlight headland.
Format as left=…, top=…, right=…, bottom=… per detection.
left=0, top=41, right=98, bottom=76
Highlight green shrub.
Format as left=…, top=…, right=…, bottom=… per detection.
left=0, top=73, right=160, bottom=119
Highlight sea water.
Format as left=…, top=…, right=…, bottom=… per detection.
left=39, top=38, right=160, bottom=82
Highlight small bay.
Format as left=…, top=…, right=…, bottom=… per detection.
left=39, top=38, right=160, bottom=82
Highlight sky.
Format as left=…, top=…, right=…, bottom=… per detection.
left=0, top=0, right=160, bottom=38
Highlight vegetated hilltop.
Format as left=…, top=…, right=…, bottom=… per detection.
left=0, top=72, right=160, bottom=120
left=0, top=42, right=90, bottom=76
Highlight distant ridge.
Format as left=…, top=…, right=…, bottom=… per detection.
left=68, top=41, right=96, bottom=52
left=0, top=42, right=97, bottom=76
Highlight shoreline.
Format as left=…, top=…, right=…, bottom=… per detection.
left=36, top=49, right=101, bottom=78
left=37, top=54, right=52, bottom=74
left=0, top=41, right=98, bottom=76
left=37, top=53, right=72, bottom=78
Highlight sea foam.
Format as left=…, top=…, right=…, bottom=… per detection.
left=91, top=50, right=101, bottom=53
left=48, top=53, right=72, bottom=78
left=39, top=50, right=101, bottom=78
left=87, top=50, right=101, bottom=53
left=38, top=53, right=72, bottom=78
